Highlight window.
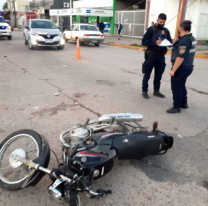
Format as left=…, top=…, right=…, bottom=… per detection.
left=31, top=21, right=57, bottom=29
left=80, top=25, right=97, bottom=31
left=0, top=16, right=5, bottom=23
left=72, top=25, right=79, bottom=31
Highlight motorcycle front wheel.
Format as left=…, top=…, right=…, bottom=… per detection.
left=0, top=129, right=42, bottom=191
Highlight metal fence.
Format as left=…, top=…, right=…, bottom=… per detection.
left=116, top=10, right=146, bottom=38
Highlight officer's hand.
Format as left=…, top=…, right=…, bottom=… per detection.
left=156, top=40, right=162, bottom=45
left=169, top=71, right=175, bottom=76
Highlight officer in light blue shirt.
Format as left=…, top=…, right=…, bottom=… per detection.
left=167, top=20, right=196, bottom=114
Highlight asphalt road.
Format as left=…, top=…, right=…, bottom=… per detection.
left=0, top=31, right=208, bottom=206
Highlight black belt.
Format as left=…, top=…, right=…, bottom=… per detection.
left=148, top=50, right=165, bottom=56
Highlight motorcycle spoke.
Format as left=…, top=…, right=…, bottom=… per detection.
left=0, top=165, right=12, bottom=170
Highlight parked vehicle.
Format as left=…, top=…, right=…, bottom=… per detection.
left=0, top=16, right=12, bottom=40
left=63, top=23, right=104, bottom=47
left=5, top=20, right=14, bottom=31
left=23, top=19, right=65, bottom=50
left=0, top=113, right=173, bottom=206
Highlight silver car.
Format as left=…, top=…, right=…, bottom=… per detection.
left=23, top=19, right=65, bottom=50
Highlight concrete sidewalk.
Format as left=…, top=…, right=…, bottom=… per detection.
left=103, top=34, right=208, bottom=54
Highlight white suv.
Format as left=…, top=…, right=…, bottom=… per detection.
left=0, top=16, right=12, bottom=40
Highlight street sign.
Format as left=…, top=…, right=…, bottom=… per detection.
left=49, top=8, right=113, bottom=17
left=73, top=0, right=113, bottom=9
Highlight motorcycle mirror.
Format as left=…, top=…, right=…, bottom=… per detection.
left=153, top=121, right=158, bottom=131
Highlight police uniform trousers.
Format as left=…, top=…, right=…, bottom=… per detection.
left=171, top=65, right=193, bottom=108
left=142, top=54, right=166, bottom=92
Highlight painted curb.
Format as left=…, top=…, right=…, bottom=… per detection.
left=107, top=43, right=208, bottom=59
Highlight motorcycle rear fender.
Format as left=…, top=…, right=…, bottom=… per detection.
left=24, top=137, right=51, bottom=187
left=113, top=131, right=173, bottom=160
left=98, top=131, right=174, bottom=160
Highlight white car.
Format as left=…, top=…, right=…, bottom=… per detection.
left=63, top=24, right=104, bottom=46
left=0, top=16, right=12, bottom=40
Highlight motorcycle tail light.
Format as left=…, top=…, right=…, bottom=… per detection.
left=164, top=135, right=174, bottom=149
left=84, top=34, right=90, bottom=37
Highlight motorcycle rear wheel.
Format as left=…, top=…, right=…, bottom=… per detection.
left=0, top=129, right=42, bottom=191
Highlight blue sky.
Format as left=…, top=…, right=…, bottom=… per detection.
left=0, top=0, right=7, bottom=11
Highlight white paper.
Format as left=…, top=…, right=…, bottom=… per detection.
left=158, top=39, right=172, bottom=47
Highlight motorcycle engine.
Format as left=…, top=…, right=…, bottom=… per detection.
left=65, top=126, right=90, bottom=148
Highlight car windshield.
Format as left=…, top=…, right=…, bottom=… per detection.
left=0, top=16, right=5, bottom=23
left=31, top=21, right=57, bottom=29
left=80, top=25, right=97, bottom=31
left=5, top=20, right=12, bottom=26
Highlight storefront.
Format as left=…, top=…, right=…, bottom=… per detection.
left=49, top=8, right=113, bottom=33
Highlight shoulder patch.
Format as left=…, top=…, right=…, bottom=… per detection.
left=179, top=46, right=186, bottom=55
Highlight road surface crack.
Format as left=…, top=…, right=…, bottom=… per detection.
left=6, top=58, right=101, bottom=117
left=45, top=80, right=101, bottom=117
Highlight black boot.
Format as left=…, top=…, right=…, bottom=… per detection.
left=181, top=104, right=188, bottom=109
left=166, top=107, right=181, bottom=114
left=142, top=92, right=149, bottom=99
left=153, top=91, right=165, bottom=98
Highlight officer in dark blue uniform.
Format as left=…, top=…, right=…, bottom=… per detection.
left=142, top=13, right=172, bottom=99
left=167, top=20, right=196, bottom=114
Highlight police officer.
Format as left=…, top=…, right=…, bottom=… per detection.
left=142, top=13, right=172, bottom=99
left=167, top=20, right=196, bottom=114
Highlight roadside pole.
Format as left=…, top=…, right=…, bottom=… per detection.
left=13, top=0, right=17, bottom=27
left=110, top=0, right=116, bottom=35
left=179, top=0, right=187, bottom=25
left=174, top=0, right=182, bottom=41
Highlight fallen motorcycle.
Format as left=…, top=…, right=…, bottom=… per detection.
left=0, top=113, right=173, bottom=205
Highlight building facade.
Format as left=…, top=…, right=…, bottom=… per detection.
left=149, top=0, right=208, bottom=40
left=7, top=0, right=30, bottom=27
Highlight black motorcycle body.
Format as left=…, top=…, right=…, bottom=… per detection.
left=0, top=113, right=174, bottom=205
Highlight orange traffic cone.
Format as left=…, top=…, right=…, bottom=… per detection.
left=76, top=38, right=81, bottom=60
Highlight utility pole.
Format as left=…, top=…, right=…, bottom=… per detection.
left=174, top=0, right=182, bottom=41
left=12, top=0, right=17, bottom=26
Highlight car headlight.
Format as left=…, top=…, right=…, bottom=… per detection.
left=58, top=32, right=62, bottom=37
left=6, top=26, right=11, bottom=30
left=31, top=33, right=38, bottom=37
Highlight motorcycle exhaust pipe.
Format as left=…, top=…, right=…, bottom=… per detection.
left=48, top=186, right=64, bottom=202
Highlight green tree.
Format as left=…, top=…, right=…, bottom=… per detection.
left=3, top=2, right=8, bottom=11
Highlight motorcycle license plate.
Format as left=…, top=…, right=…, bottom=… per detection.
left=45, top=39, right=53, bottom=43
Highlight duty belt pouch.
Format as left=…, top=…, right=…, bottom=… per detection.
left=142, top=63, right=146, bottom=74
left=144, top=49, right=148, bottom=60
left=142, top=49, right=148, bottom=74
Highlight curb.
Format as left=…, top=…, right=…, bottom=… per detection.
left=107, top=43, right=208, bottom=59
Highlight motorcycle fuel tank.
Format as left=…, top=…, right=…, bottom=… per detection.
left=74, top=145, right=117, bottom=179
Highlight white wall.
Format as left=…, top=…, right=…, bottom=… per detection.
left=149, top=0, right=205, bottom=39
left=197, top=0, right=208, bottom=39
left=184, top=0, right=201, bottom=38
left=149, top=0, right=166, bottom=26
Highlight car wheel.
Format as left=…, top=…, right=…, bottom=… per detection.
left=7, top=36, right=12, bottom=40
left=57, top=45, right=65, bottom=50
left=28, top=39, right=35, bottom=50
left=95, top=43, right=100, bottom=47
left=25, top=38, right=28, bottom=45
